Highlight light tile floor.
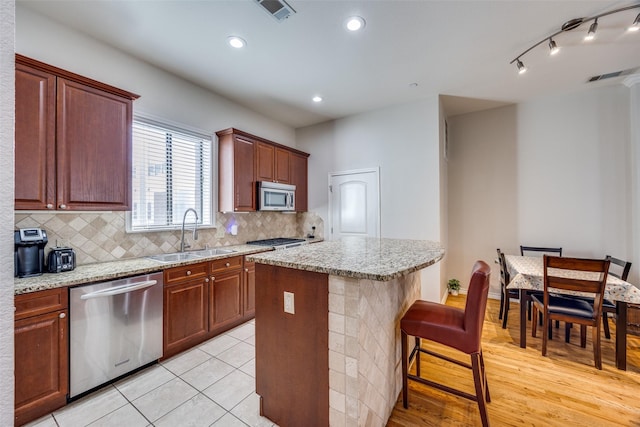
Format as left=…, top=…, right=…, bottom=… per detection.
left=25, top=320, right=278, bottom=427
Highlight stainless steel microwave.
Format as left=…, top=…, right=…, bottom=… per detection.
left=259, top=181, right=295, bottom=211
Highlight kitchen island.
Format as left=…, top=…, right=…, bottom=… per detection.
left=246, top=237, right=444, bottom=427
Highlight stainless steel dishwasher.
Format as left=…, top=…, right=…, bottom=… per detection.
left=69, top=271, right=163, bottom=398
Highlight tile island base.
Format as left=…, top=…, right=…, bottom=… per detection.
left=255, top=264, right=421, bottom=426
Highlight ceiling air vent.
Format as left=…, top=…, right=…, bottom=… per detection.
left=254, top=0, right=296, bottom=22
left=588, top=67, right=639, bottom=82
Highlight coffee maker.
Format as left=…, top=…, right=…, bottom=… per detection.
left=15, top=228, right=48, bottom=278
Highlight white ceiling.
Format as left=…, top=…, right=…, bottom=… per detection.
left=18, top=0, right=640, bottom=128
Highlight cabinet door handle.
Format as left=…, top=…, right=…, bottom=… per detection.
left=245, top=268, right=249, bottom=272
left=186, top=270, right=192, bottom=276
left=59, top=204, right=67, bottom=209
left=205, top=277, right=209, bottom=283
left=225, top=262, right=230, bottom=267
left=59, top=312, right=66, bottom=319
left=46, top=203, right=54, bottom=209
left=211, top=276, right=215, bottom=281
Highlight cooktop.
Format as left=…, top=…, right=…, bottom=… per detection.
left=246, top=238, right=306, bottom=247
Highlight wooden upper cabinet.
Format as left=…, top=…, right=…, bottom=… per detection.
left=217, top=128, right=309, bottom=212
left=275, top=147, right=290, bottom=183
left=14, top=54, right=139, bottom=211
left=15, top=63, right=56, bottom=210
left=218, top=130, right=256, bottom=212
left=57, top=78, right=133, bottom=210
left=290, top=152, right=309, bottom=212
left=256, top=142, right=275, bottom=183
left=256, top=142, right=290, bottom=184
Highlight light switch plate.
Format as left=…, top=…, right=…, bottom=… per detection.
left=284, top=291, right=295, bottom=314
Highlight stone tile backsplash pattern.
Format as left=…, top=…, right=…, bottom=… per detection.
left=15, top=211, right=323, bottom=266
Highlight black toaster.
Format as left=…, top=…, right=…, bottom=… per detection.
left=47, top=247, right=76, bottom=273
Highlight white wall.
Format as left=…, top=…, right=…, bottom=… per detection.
left=630, top=78, right=640, bottom=287
left=0, top=0, right=15, bottom=424
left=448, top=84, right=634, bottom=295
left=16, top=5, right=295, bottom=146
left=296, top=98, right=445, bottom=301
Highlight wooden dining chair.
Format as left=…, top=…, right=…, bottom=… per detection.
left=401, top=261, right=491, bottom=426
left=531, top=256, right=610, bottom=369
left=521, top=247, right=564, bottom=327
left=497, top=249, right=519, bottom=329
left=601, top=255, right=631, bottom=339
left=520, top=246, right=563, bottom=257
left=562, top=255, right=630, bottom=342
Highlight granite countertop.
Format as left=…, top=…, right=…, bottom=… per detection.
left=246, top=237, right=445, bottom=281
left=14, top=244, right=272, bottom=295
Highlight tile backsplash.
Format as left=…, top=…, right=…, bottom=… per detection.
left=15, top=211, right=323, bottom=266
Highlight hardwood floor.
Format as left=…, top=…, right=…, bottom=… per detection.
left=386, top=295, right=640, bottom=426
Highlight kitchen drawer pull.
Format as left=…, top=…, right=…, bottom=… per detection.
left=186, top=270, right=192, bottom=276
left=80, top=280, right=157, bottom=299
left=59, top=312, right=66, bottom=319
left=225, top=262, right=230, bottom=267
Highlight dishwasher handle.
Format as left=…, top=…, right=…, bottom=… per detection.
left=80, top=280, right=158, bottom=300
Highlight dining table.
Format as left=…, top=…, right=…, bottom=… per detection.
left=505, top=254, right=640, bottom=370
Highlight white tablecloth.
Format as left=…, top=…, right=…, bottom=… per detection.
left=505, top=255, right=640, bottom=303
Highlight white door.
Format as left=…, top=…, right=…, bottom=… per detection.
left=328, top=168, right=380, bottom=240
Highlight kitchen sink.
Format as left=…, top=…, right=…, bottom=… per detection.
left=146, top=252, right=201, bottom=263
left=146, top=248, right=236, bottom=263
left=190, top=248, right=236, bottom=257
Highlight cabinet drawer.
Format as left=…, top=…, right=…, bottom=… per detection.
left=164, top=262, right=209, bottom=285
left=15, top=288, right=67, bottom=320
left=210, top=256, right=243, bottom=275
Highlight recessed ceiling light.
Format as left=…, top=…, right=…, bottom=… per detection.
left=312, top=96, right=323, bottom=103
left=227, top=36, right=246, bottom=49
left=345, top=16, right=366, bottom=32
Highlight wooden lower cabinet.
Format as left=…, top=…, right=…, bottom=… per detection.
left=209, top=256, right=244, bottom=336
left=14, top=288, right=68, bottom=427
left=209, top=269, right=243, bottom=335
left=244, top=261, right=256, bottom=318
left=163, top=255, right=256, bottom=358
left=163, top=276, right=209, bottom=359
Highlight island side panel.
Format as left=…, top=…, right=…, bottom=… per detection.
left=255, top=264, right=329, bottom=427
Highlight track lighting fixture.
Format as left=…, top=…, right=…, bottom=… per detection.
left=585, top=18, right=598, bottom=41
left=510, top=4, right=640, bottom=74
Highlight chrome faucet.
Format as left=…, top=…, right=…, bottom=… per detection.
left=180, top=208, right=199, bottom=252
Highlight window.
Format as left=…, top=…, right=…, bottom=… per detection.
left=129, top=117, right=213, bottom=232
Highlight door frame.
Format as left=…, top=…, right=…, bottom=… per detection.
left=328, top=167, right=381, bottom=240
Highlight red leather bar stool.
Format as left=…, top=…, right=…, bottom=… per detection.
left=401, top=261, right=491, bottom=427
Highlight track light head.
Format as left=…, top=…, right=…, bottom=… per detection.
left=516, top=59, right=527, bottom=74
left=585, top=19, right=598, bottom=41
left=629, top=13, right=640, bottom=32
left=548, top=38, right=559, bottom=55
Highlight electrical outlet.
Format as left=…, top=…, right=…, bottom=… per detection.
left=284, top=291, right=295, bottom=314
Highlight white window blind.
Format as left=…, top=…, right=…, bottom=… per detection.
left=130, top=118, right=212, bottom=231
